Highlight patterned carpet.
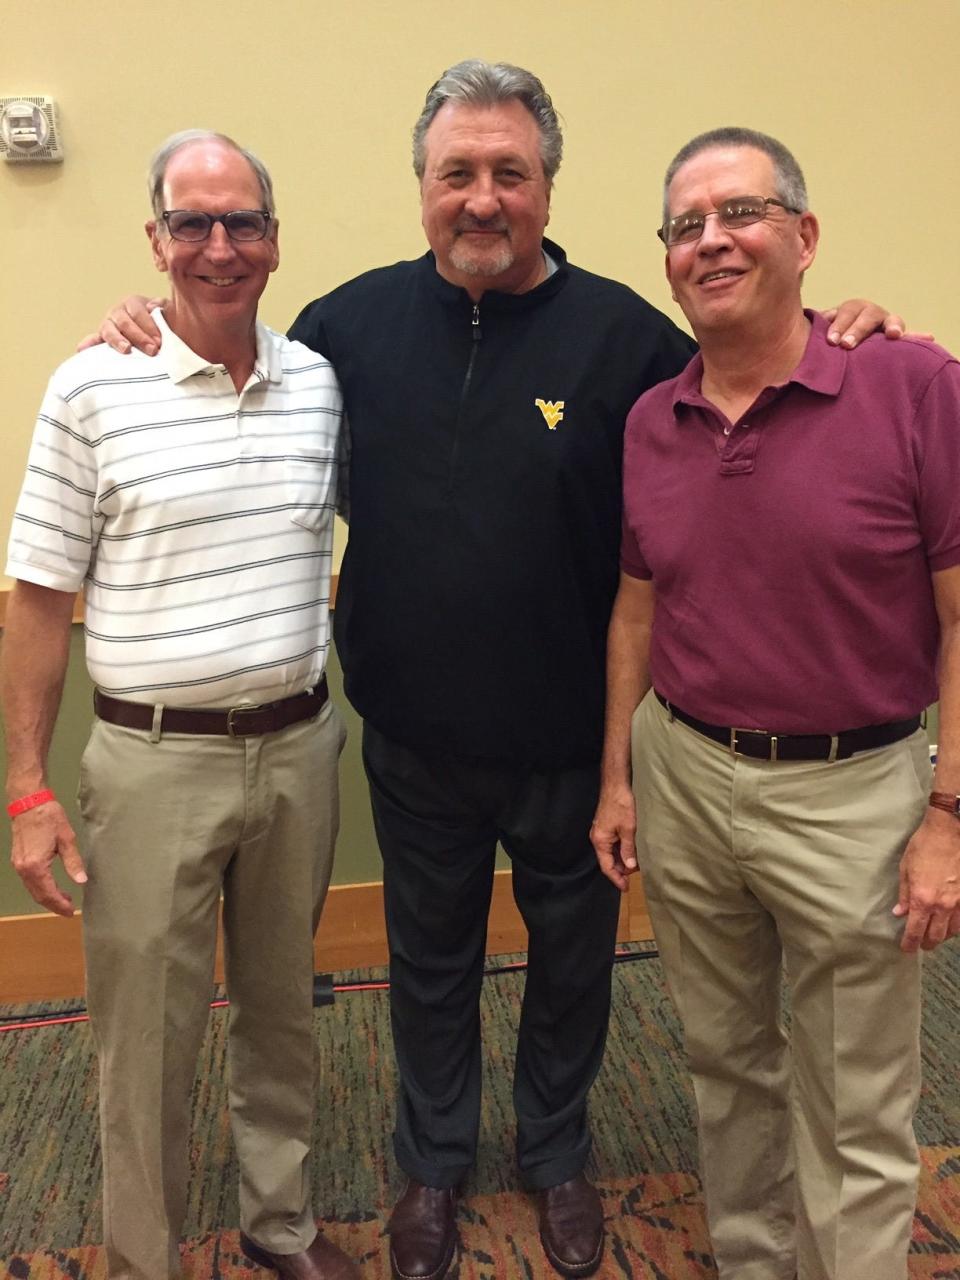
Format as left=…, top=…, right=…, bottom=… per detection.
left=1, top=944, right=958, bottom=1278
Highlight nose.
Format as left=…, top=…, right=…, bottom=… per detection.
left=696, top=210, right=735, bottom=253
left=463, top=173, right=500, bottom=221
left=203, top=220, right=238, bottom=261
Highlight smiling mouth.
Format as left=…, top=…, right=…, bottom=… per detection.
left=455, top=226, right=508, bottom=237
left=698, top=268, right=744, bottom=285
left=201, top=276, right=242, bottom=287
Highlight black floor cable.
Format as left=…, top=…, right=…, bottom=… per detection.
left=0, top=946, right=660, bottom=1034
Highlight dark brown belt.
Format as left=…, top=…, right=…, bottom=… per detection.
left=94, top=677, right=328, bottom=738
left=654, top=691, right=920, bottom=763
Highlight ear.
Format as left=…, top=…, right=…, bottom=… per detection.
left=146, top=220, right=169, bottom=274
left=797, top=211, right=819, bottom=273
left=268, top=220, right=280, bottom=274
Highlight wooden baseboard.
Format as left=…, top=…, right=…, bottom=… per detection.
left=0, top=871, right=650, bottom=1003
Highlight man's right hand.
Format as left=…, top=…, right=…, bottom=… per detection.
left=77, top=295, right=166, bottom=355
left=590, top=783, right=639, bottom=892
left=11, top=798, right=87, bottom=916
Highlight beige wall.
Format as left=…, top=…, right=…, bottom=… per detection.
left=3, top=0, right=959, bottom=564
left=2, top=1, right=956, bottom=911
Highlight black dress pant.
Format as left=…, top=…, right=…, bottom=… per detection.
left=362, top=723, right=622, bottom=1190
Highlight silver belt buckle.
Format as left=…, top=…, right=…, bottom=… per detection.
left=227, top=705, right=257, bottom=738
left=730, top=726, right=778, bottom=761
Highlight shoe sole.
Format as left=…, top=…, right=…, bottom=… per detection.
left=389, top=1232, right=458, bottom=1280
left=540, top=1230, right=604, bottom=1279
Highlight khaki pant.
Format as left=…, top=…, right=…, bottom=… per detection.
left=632, top=692, right=928, bottom=1280
left=79, top=700, right=345, bottom=1280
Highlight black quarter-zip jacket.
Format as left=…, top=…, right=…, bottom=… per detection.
left=289, top=240, right=695, bottom=768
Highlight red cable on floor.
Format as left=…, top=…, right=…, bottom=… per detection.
left=0, top=947, right=656, bottom=1034
left=0, top=1012, right=91, bottom=1033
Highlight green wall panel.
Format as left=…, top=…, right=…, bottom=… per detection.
left=0, top=628, right=941, bottom=919
left=0, top=630, right=383, bottom=917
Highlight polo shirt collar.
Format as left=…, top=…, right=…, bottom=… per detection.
left=672, top=308, right=846, bottom=412
left=789, top=309, right=847, bottom=396
left=153, top=310, right=281, bottom=385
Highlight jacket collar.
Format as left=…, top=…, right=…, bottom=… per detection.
left=422, top=238, right=569, bottom=310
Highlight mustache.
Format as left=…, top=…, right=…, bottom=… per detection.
left=454, top=218, right=509, bottom=235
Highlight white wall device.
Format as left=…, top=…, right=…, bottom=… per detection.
left=0, top=96, right=63, bottom=163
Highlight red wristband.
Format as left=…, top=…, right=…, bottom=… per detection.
left=6, top=789, right=56, bottom=818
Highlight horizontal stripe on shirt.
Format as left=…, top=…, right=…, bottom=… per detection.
left=7, top=314, right=343, bottom=707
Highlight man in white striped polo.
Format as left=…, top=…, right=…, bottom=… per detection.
left=2, top=133, right=358, bottom=1280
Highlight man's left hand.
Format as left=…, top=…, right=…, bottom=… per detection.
left=823, top=300, right=934, bottom=349
left=894, top=809, right=960, bottom=952
left=590, top=783, right=639, bottom=893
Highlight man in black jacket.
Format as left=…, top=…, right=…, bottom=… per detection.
left=93, top=60, right=902, bottom=1280
left=290, top=60, right=693, bottom=1280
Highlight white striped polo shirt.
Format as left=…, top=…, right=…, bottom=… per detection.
left=7, top=312, right=343, bottom=707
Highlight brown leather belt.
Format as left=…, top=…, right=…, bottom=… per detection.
left=655, top=691, right=920, bottom=763
left=94, top=677, right=328, bottom=738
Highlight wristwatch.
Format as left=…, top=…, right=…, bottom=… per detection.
left=928, top=790, right=960, bottom=817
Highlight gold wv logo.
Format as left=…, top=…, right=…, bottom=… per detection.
left=535, top=398, right=565, bottom=430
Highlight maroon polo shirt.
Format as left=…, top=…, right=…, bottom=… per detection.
left=621, top=311, right=960, bottom=733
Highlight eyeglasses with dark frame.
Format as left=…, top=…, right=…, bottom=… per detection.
left=657, top=196, right=802, bottom=247
left=161, top=209, right=273, bottom=243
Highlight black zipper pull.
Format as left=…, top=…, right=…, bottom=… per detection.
left=472, top=303, right=482, bottom=341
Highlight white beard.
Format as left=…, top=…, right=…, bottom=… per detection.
left=449, top=237, right=515, bottom=278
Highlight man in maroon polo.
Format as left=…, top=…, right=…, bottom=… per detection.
left=591, top=127, right=960, bottom=1280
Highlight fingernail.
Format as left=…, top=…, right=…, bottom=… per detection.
left=827, top=330, right=840, bottom=344
left=145, top=343, right=159, bottom=356
left=841, top=334, right=856, bottom=348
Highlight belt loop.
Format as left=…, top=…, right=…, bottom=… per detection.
left=664, top=698, right=675, bottom=723
left=827, top=734, right=839, bottom=764
left=150, top=703, right=165, bottom=744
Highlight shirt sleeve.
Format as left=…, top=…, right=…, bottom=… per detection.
left=335, top=411, right=351, bottom=523
left=288, top=297, right=331, bottom=358
left=5, top=379, right=98, bottom=591
left=619, top=409, right=653, bottom=580
left=619, top=393, right=656, bottom=580
left=620, top=516, right=652, bottom=579
left=914, top=357, right=960, bottom=572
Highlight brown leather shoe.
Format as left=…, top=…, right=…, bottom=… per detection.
left=538, top=1174, right=604, bottom=1278
left=239, top=1230, right=360, bottom=1279
left=388, top=1179, right=458, bottom=1280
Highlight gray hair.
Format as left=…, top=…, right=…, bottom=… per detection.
left=662, top=126, right=808, bottom=225
left=148, top=129, right=276, bottom=218
left=412, top=59, right=563, bottom=183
